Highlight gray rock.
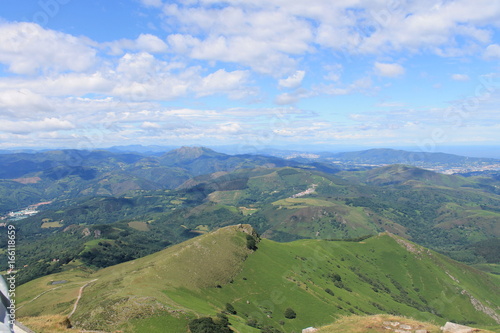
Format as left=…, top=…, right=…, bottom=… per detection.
left=441, top=322, right=476, bottom=333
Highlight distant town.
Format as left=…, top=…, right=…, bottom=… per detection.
left=0, top=201, right=52, bottom=222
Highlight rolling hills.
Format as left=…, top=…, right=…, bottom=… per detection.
left=0, top=147, right=320, bottom=213
left=5, top=161, right=500, bottom=285
left=16, top=225, right=500, bottom=333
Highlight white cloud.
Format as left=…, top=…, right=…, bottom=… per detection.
left=164, top=5, right=312, bottom=75
left=105, top=34, right=168, bottom=55
left=451, top=74, right=470, bottom=81
left=0, top=52, right=253, bottom=102
left=0, top=72, right=114, bottom=97
left=275, top=88, right=311, bottom=105
left=484, top=44, right=500, bottom=59
left=194, top=69, right=250, bottom=98
left=374, top=62, right=405, bottom=77
left=278, top=71, right=305, bottom=89
left=0, top=22, right=96, bottom=75
left=219, top=122, right=242, bottom=133
left=141, top=121, right=162, bottom=129
left=0, top=89, right=51, bottom=117
left=0, top=118, right=75, bottom=134
left=163, top=0, right=500, bottom=63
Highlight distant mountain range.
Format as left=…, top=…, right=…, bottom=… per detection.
left=0, top=147, right=325, bottom=213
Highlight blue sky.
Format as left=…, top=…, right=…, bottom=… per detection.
left=0, top=0, right=499, bottom=152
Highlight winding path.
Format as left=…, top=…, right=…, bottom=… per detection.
left=68, top=279, right=98, bottom=318
left=16, top=286, right=62, bottom=310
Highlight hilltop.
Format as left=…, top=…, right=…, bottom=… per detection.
left=16, top=225, right=500, bottom=333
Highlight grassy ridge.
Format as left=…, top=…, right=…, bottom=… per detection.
left=16, top=226, right=500, bottom=333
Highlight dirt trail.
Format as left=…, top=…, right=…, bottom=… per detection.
left=16, top=286, right=61, bottom=310
left=68, top=279, right=98, bottom=318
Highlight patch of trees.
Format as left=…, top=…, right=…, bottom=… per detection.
left=469, top=238, right=500, bottom=263
left=188, top=314, right=233, bottom=333
left=246, top=234, right=258, bottom=251
left=225, top=303, right=237, bottom=314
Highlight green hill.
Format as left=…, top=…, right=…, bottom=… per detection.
left=16, top=225, right=500, bottom=333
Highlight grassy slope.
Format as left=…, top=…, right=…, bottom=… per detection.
left=17, top=227, right=500, bottom=333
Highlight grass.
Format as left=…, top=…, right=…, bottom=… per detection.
left=239, top=207, right=259, bottom=215
left=128, top=221, right=150, bottom=231
left=315, top=315, right=441, bottom=333
left=472, top=263, right=500, bottom=276
left=208, top=190, right=244, bottom=205
left=271, top=198, right=337, bottom=209
left=18, top=315, right=72, bottom=333
left=41, top=221, right=63, bottom=228
left=16, top=226, right=500, bottom=333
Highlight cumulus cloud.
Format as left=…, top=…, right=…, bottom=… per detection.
left=278, top=71, right=306, bottom=89
left=194, top=69, right=250, bottom=98
left=374, top=62, right=405, bottom=77
left=0, top=118, right=75, bottom=134
left=164, top=5, right=312, bottom=75
left=162, top=0, right=500, bottom=64
left=484, top=44, right=500, bottom=58
left=0, top=22, right=96, bottom=75
left=105, top=34, right=168, bottom=55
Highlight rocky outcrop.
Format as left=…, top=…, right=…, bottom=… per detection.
left=382, top=321, right=428, bottom=333
left=441, top=322, right=479, bottom=333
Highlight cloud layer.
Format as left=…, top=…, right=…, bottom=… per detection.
left=0, top=1, right=499, bottom=148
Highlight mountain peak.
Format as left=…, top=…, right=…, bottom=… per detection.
left=161, top=146, right=225, bottom=162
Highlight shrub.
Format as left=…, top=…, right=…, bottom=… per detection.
left=225, top=302, right=237, bottom=314
left=246, top=234, right=258, bottom=250
left=189, top=316, right=233, bottom=333
left=284, top=307, right=296, bottom=319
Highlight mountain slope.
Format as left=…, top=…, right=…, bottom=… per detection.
left=17, top=225, right=500, bottom=333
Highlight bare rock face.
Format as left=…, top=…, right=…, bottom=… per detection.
left=441, top=322, right=477, bottom=333
left=81, top=227, right=91, bottom=237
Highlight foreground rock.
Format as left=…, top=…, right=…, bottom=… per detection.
left=441, top=322, right=479, bottom=333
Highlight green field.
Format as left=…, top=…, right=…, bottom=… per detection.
left=16, top=225, right=500, bottom=333
left=272, top=197, right=337, bottom=209
left=128, top=221, right=150, bottom=231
